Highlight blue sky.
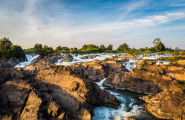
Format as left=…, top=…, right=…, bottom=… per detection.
left=0, top=0, right=185, bottom=49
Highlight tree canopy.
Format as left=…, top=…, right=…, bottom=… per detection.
left=0, top=37, right=13, bottom=51
left=0, top=38, right=25, bottom=60
left=117, top=43, right=130, bottom=52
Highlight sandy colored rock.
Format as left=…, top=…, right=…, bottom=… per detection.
left=20, top=91, right=42, bottom=120
left=177, top=60, right=185, bottom=65
left=142, top=89, right=185, bottom=120
left=119, top=54, right=138, bottom=58
left=47, top=101, right=59, bottom=118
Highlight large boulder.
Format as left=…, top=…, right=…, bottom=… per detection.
left=6, top=57, right=20, bottom=67
left=2, top=80, right=32, bottom=114
left=64, top=53, right=73, bottom=62
left=20, top=91, right=42, bottom=120
left=31, top=53, right=62, bottom=65
left=141, top=89, right=185, bottom=120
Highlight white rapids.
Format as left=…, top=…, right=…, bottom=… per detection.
left=14, top=54, right=39, bottom=68
left=92, top=78, right=158, bottom=120
left=123, top=53, right=172, bottom=71
left=55, top=53, right=125, bottom=66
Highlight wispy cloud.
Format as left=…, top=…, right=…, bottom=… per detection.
left=94, top=0, right=150, bottom=23
left=0, top=0, right=185, bottom=49
left=116, top=0, right=150, bottom=21
left=170, top=4, right=185, bottom=6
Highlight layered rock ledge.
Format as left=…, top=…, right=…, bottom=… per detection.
left=102, top=60, right=185, bottom=119
left=0, top=60, right=121, bottom=120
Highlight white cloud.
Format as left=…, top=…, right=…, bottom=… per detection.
left=0, top=0, right=185, bottom=49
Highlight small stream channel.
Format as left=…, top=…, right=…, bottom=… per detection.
left=92, top=78, right=159, bottom=120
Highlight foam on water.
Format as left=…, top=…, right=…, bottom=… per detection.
left=123, top=53, right=172, bottom=71
left=55, top=53, right=172, bottom=71
left=55, top=53, right=117, bottom=66
left=93, top=78, right=158, bottom=120
left=14, top=54, right=39, bottom=68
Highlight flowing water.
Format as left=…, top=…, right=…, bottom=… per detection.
left=13, top=53, right=170, bottom=119
left=92, top=78, right=159, bottom=120
left=14, top=54, right=39, bottom=68
left=55, top=53, right=171, bottom=71
left=55, top=53, right=122, bottom=66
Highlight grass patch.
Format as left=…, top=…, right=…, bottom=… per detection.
left=53, top=68, right=58, bottom=72
left=176, top=80, right=185, bottom=88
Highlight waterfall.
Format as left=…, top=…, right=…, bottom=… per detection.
left=14, top=54, right=39, bottom=68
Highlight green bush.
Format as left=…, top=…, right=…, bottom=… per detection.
left=10, top=45, right=25, bottom=60
left=34, top=44, right=54, bottom=57
left=53, top=68, right=58, bottom=72
left=179, top=51, right=185, bottom=55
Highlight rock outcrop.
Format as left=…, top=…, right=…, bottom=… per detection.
left=0, top=60, right=120, bottom=120
left=118, top=54, right=138, bottom=58
left=63, top=53, right=73, bottom=62
left=141, top=88, right=185, bottom=120
left=31, top=52, right=62, bottom=65
left=103, top=63, right=185, bottom=119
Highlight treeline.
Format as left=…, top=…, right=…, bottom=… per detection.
left=25, top=38, right=184, bottom=56
left=25, top=44, right=114, bottom=57
left=0, top=37, right=25, bottom=60
left=0, top=37, right=185, bottom=59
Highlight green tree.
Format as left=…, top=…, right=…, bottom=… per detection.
left=175, top=47, right=179, bottom=51
left=41, top=45, right=54, bottom=57
left=107, top=44, right=113, bottom=50
left=153, top=38, right=161, bottom=45
left=117, top=43, right=129, bottom=52
left=152, top=38, right=165, bottom=52
left=0, top=37, right=13, bottom=51
left=34, top=44, right=42, bottom=55
left=154, top=42, right=165, bottom=52
left=100, top=44, right=106, bottom=50
left=55, top=45, right=62, bottom=51
left=10, top=45, right=25, bottom=60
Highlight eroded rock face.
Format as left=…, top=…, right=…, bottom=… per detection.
left=6, top=57, right=20, bottom=68
left=141, top=89, right=185, bottom=120
left=2, top=80, right=32, bottom=114
left=20, top=91, right=42, bottom=120
left=31, top=52, right=62, bottom=65
left=64, top=53, right=73, bottom=62
left=103, top=64, right=185, bottom=95
left=0, top=61, right=120, bottom=120
left=102, top=63, right=185, bottom=119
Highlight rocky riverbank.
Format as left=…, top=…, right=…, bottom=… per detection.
left=0, top=59, right=122, bottom=120
left=102, top=60, right=185, bottom=119
left=1, top=52, right=185, bottom=120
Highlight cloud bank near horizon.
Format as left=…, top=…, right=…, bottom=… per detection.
left=0, top=0, right=185, bottom=49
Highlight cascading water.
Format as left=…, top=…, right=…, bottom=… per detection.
left=92, top=78, right=159, bottom=120
left=55, top=53, right=119, bottom=66
left=55, top=53, right=171, bottom=71
left=14, top=54, right=39, bottom=68
left=122, top=53, right=172, bottom=71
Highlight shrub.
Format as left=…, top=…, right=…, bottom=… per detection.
left=53, top=68, right=58, bottom=72
left=10, top=45, right=25, bottom=60
left=140, top=59, right=147, bottom=68
left=179, top=51, right=185, bottom=55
